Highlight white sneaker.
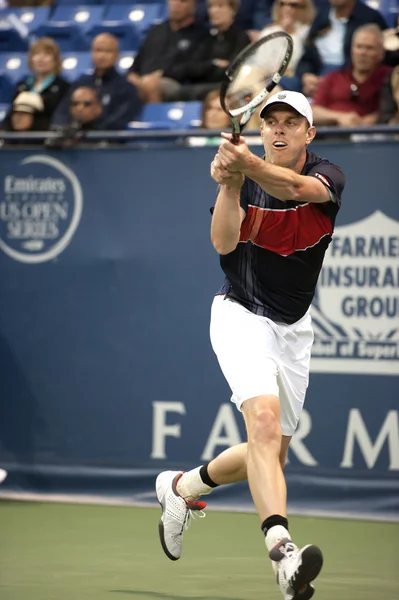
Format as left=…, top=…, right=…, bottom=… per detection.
left=269, top=538, right=323, bottom=600
left=156, top=470, right=206, bottom=561
left=0, top=469, right=7, bottom=484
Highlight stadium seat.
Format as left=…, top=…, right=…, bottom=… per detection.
left=51, top=5, right=106, bottom=31
left=105, top=4, right=163, bottom=36
left=377, top=0, right=399, bottom=27
left=0, top=74, right=14, bottom=103
left=0, top=53, right=28, bottom=84
left=0, top=27, right=29, bottom=52
left=0, top=7, right=51, bottom=35
left=86, top=22, right=140, bottom=51
left=54, top=0, right=101, bottom=5
left=130, top=102, right=203, bottom=130
left=62, top=52, right=93, bottom=81
left=0, top=102, right=10, bottom=123
left=117, top=52, right=136, bottom=74
left=34, top=22, right=90, bottom=51
left=102, top=0, right=163, bottom=4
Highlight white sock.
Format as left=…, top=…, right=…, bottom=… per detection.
left=176, top=466, right=214, bottom=501
left=265, top=525, right=291, bottom=552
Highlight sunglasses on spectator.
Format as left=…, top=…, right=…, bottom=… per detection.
left=71, top=100, right=96, bottom=107
left=279, top=1, right=304, bottom=7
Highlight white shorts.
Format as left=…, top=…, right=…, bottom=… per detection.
left=210, top=295, right=314, bottom=436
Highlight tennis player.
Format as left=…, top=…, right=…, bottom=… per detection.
left=156, top=91, right=345, bottom=600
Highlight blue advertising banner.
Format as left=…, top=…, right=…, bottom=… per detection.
left=0, top=141, right=398, bottom=519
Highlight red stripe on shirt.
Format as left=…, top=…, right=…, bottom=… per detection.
left=239, top=203, right=333, bottom=255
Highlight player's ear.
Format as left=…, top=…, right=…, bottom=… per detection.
left=306, top=125, right=316, bottom=145
left=260, top=121, right=264, bottom=138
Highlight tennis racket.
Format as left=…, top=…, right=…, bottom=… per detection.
left=220, top=31, right=294, bottom=143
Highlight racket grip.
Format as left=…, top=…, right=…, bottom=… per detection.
left=230, top=132, right=240, bottom=145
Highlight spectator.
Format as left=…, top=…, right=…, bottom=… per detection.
left=383, top=14, right=399, bottom=66
left=127, top=0, right=208, bottom=102
left=296, top=0, right=388, bottom=98
left=162, top=0, right=251, bottom=101
left=47, top=87, right=104, bottom=148
left=67, top=87, right=103, bottom=130
left=379, top=65, right=399, bottom=124
left=196, top=0, right=273, bottom=39
left=312, top=24, right=391, bottom=126
left=259, top=0, right=315, bottom=75
left=1, top=91, right=44, bottom=133
left=2, top=37, right=69, bottom=131
left=201, top=89, right=231, bottom=128
left=53, top=33, right=141, bottom=130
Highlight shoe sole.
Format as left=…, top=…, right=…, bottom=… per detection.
left=158, top=519, right=179, bottom=561
left=291, top=545, right=323, bottom=600
left=156, top=473, right=180, bottom=562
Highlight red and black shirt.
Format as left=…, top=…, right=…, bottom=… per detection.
left=216, top=150, right=346, bottom=324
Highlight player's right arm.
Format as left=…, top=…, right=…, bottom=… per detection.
left=210, top=155, right=246, bottom=255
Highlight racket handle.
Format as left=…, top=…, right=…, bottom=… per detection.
left=230, top=132, right=240, bottom=145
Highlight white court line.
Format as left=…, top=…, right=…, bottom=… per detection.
left=0, top=490, right=398, bottom=523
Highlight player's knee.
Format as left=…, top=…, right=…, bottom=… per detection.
left=246, top=401, right=281, bottom=446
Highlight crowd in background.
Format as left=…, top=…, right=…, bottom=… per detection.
left=0, top=0, right=399, bottom=144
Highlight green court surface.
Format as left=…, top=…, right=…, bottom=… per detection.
left=0, top=501, right=398, bottom=600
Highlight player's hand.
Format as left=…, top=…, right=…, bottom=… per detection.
left=211, top=154, right=244, bottom=188
left=217, top=133, right=251, bottom=172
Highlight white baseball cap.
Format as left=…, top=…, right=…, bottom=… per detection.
left=12, top=91, right=44, bottom=114
left=260, top=91, right=313, bottom=126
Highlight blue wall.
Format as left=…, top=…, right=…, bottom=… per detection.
left=0, top=141, right=398, bottom=518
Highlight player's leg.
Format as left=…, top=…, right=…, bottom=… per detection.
left=267, top=314, right=322, bottom=600
left=156, top=295, right=282, bottom=560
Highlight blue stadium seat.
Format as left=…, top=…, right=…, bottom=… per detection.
left=51, top=5, right=106, bottom=31
left=0, top=74, right=14, bottom=103
left=0, top=102, right=10, bottom=123
left=130, top=102, right=203, bottom=130
left=86, top=22, right=140, bottom=51
left=61, top=52, right=93, bottom=81
left=102, top=0, right=162, bottom=4
left=0, top=53, right=28, bottom=84
left=53, top=0, right=101, bottom=4
left=105, top=4, right=163, bottom=36
left=116, top=52, right=136, bottom=74
left=377, top=0, right=399, bottom=27
left=0, top=7, right=51, bottom=35
left=0, top=27, right=29, bottom=52
left=34, top=22, right=90, bottom=51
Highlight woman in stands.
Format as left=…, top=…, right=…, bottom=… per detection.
left=258, top=0, right=315, bottom=90
left=3, top=37, right=69, bottom=130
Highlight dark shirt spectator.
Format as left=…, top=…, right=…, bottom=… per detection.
left=53, top=33, right=141, bottom=130
left=296, top=0, right=388, bottom=98
left=163, top=0, right=251, bottom=101
left=2, top=37, right=69, bottom=131
left=312, top=24, right=391, bottom=126
left=127, top=0, right=208, bottom=102
left=379, top=65, right=399, bottom=124
left=47, top=87, right=105, bottom=148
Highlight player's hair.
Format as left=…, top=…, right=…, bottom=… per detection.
left=28, top=37, right=63, bottom=75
